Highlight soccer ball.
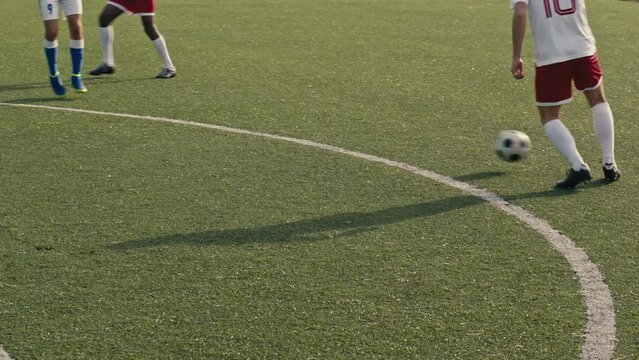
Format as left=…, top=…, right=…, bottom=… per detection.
left=495, top=130, right=531, bottom=162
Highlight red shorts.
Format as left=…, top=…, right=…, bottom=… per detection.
left=107, top=0, right=155, bottom=15
left=535, top=54, right=603, bottom=106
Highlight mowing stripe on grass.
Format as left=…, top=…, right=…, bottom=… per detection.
left=0, top=102, right=616, bottom=359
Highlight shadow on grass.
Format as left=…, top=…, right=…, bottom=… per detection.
left=503, top=178, right=616, bottom=200
left=0, top=82, right=51, bottom=92
left=0, top=77, right=155, bottom=94
left=585, top=179, right=617, bottom=188
left=504, top=188, right=577, bottom=200
left=4, top=96, right=76, bottom=103
left=83, top=76, right=157, bottom=85
left=1, top=77, right=157, bottom=103
left=110, top=176, right=618, bottom=250
left=109, top=195, right=486, bottom=250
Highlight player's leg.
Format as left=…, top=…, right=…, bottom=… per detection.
left=540, top=107, right=592, bottom=189
left=141, top=16, right=176, bottom=79
left=536, top=61, right=591, bottom=188
left=539, top=106, right=589, bottom=173
left=576, top=55, right=620, bottom=181
left=66, top=14, right=87, bottom=92
left=43, top=19, right=61, bottom=77
left=64, top=0, right=87, bottom=93
left=584, top=85, right=619, bottom=180
left=89, top=3, right=123, bottom=75
left=40, top=0, right=66, bottom=95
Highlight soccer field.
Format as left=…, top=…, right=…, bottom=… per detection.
left=1, top=0, right=638, bottom=358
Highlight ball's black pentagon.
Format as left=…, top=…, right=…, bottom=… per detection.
left=509, top=153, right=522, bottom=161
left=503, top=138, right=513, bottom=148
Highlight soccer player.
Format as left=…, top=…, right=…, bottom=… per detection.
left=89, top=0, right=176, bottom=79
left=511, top=0, right=620, bottom=189
left=39, top=0, right=87, bottom=95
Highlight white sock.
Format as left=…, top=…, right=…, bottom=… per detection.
left=43, top=39, right=58, bottom=49
left=69, top=39, right=84, bottom=49
left=99, top=26, right=115, bottom=66
left=152, top=36, right=175, bottom=70
left=592, top=102, right=615, bottom=166
left=544, top=119, right=588, bottom=171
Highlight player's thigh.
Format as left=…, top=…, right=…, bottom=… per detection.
left=574, top=54, right=605, bottom=106
left=66, top=14, right=84, bottom=39
left=573, top=54, right=603, bottom=92
left=61, top=0, right=82, bottom=17
left=535, top=61, right=573, bottom=106
left=39, top=0, right=60, bottom=21
left=573, top=54, right=606, bottom=107
left=537, top=105, right=561, bottom=124
left=583, top=84, right=606, bottom=107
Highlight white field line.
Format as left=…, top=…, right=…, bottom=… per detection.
left=0, top=102, right=616, bottom=359
left=0, top=346, right=11, bottom=360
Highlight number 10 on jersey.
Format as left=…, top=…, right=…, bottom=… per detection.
left=544, top=0, right=576, bottom=18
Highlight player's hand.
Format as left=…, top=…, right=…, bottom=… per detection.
left=511, top=58, right=524, bottom=80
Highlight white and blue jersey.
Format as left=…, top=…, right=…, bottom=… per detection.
left=39, top=0, right=83, bottom=21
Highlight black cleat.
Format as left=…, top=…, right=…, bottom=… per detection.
left=602, top=163, right=621, bottom=182
left=555, top=168, right=592, bottom=189
left=89, top=63, right=116, bottom=76
left=155, top=67, right=176, bottom=79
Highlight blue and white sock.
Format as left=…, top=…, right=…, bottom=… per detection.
left=69, top=39, right=84, bottom=77
left=44, top=39, right=59, bottom=76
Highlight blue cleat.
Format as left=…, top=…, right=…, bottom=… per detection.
left=49, top=72, right=66, bottom=96
left=71, top=73, right=87, bottom=93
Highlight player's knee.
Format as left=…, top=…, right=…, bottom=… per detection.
left=98, top=14, right=111, bottom=27
left=588, top=96, right=606, bottom=108
left=69, top=25, right=83, bottom=39
left=538, top=105, right=561, bottom=124
left=143, top=24, right=159, bottom=40
left=585, top=89, right=606, bottom=107
left=44, top=30, right=58, bottom=42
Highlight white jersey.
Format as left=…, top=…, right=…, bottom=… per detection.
left=511, top=0, right=596, bottom=66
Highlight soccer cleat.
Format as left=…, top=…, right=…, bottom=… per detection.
left=71, top=74, right=87, bottom=93
left=155, top=67, right=176, bottom=79
left=555, top=167, right=592, bottom=189
left=602, top=163, right=621, bottom=182
left=49, top=72, right=66, bottom=96
left=89, top=63, right=115, bottom=76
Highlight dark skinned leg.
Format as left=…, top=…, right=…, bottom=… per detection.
left=141, top=16, right=160, bottom=41
left=98, top=4, right=124, bottom=27
left=89, top=4, right=123, bottom=75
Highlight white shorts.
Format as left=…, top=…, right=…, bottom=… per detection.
left=39, top=0, right=83, bottom=21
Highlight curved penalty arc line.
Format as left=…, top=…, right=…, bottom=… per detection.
left=0, top=346, right=11, bottom=360
left=0, top=102, right=616, bottom=359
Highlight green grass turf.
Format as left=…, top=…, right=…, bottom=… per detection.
left=1, top=0, right=638, bottom=358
